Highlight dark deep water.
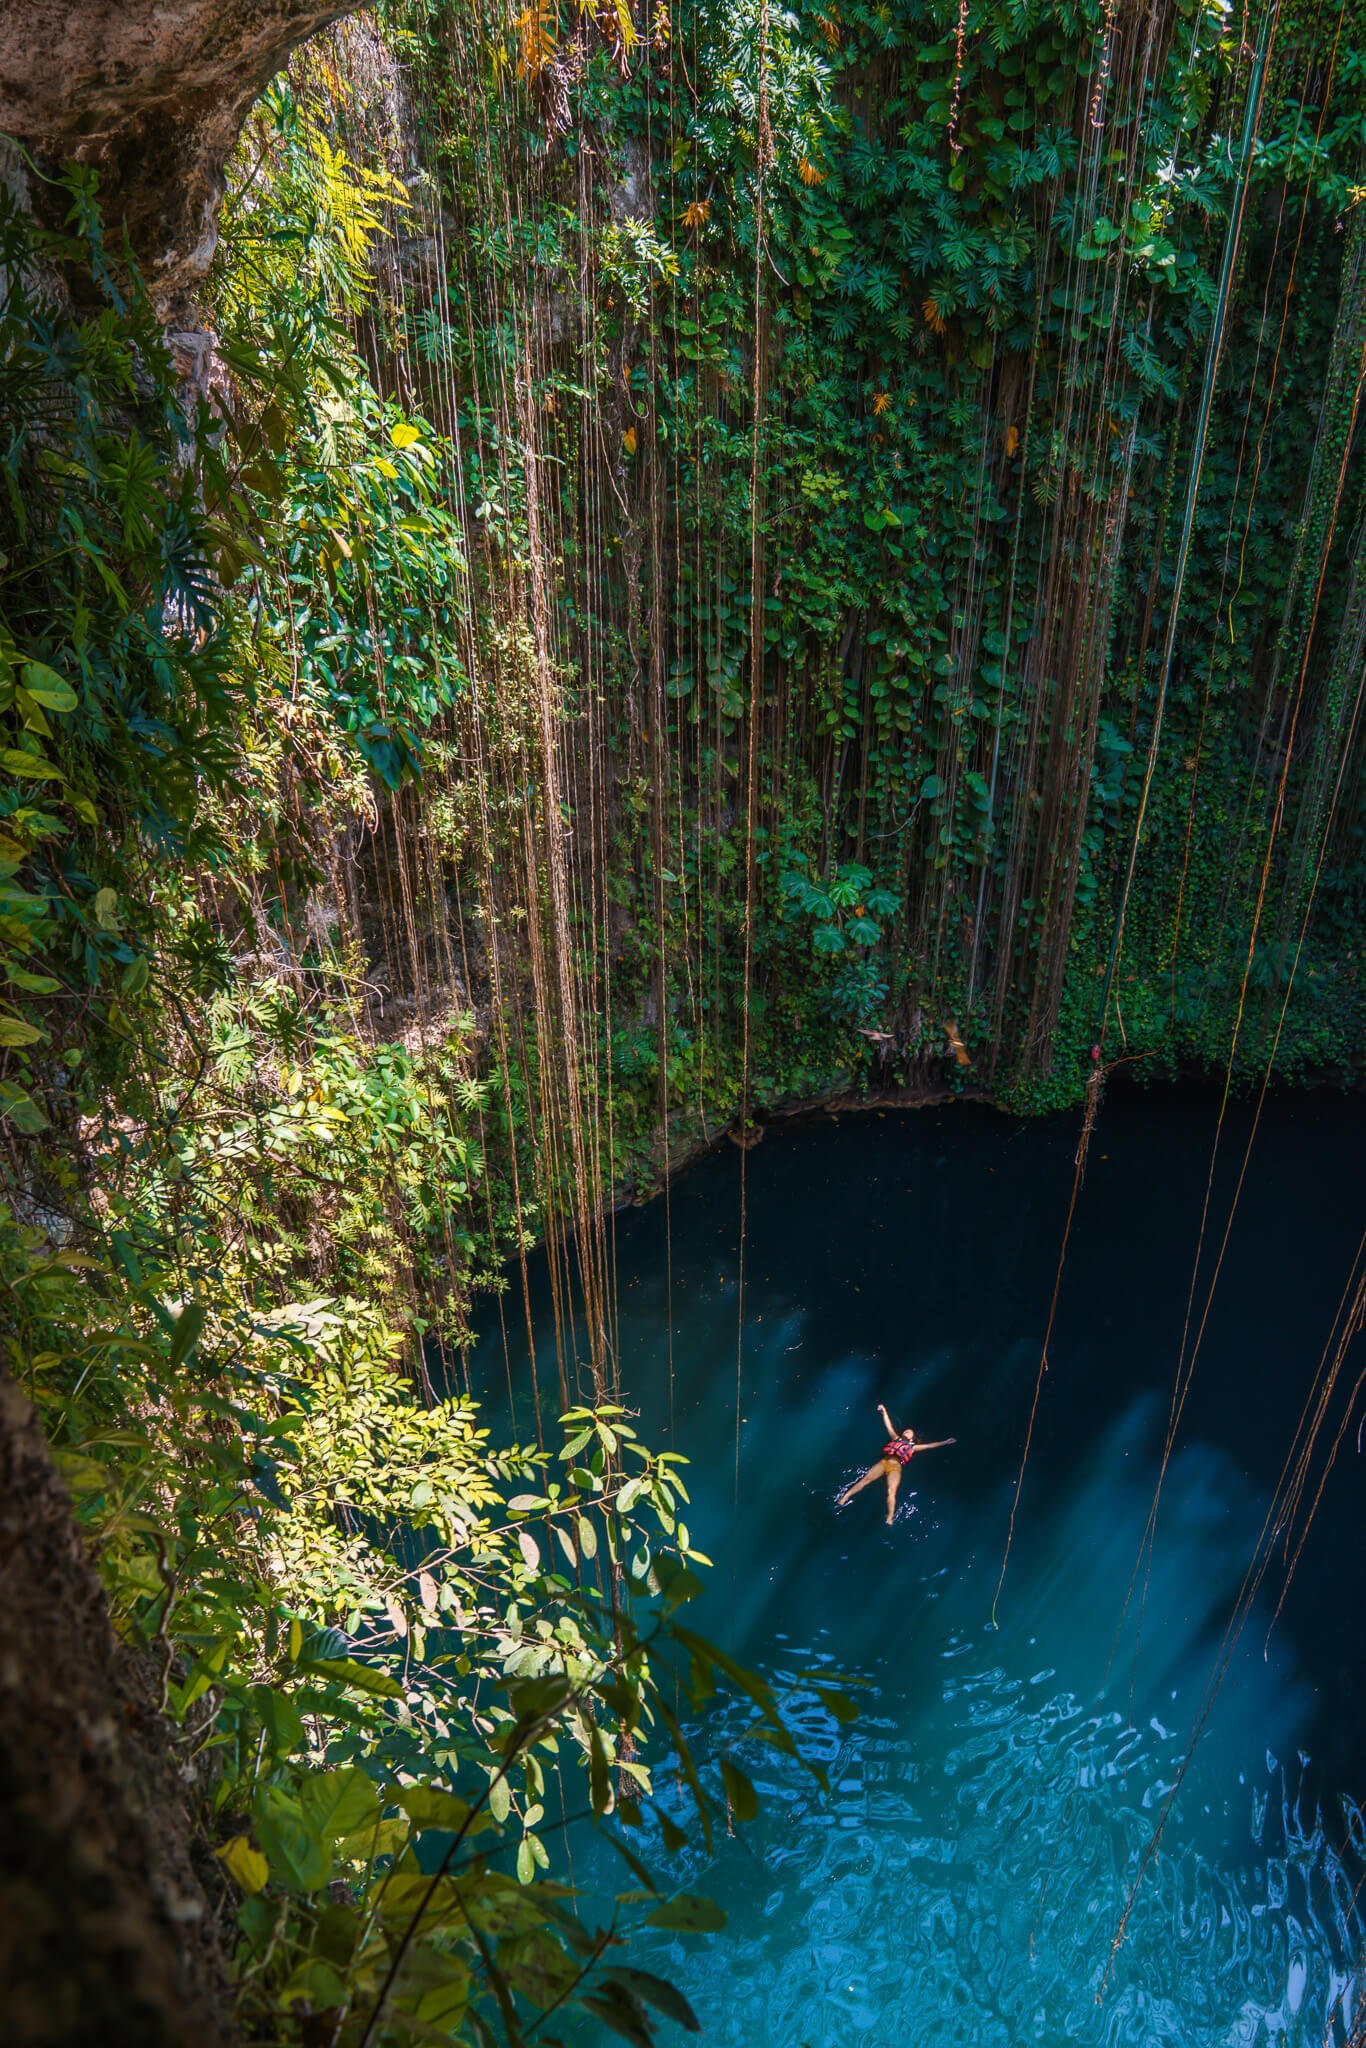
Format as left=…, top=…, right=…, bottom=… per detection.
left=469, top=1082, right=1366, bottom=2045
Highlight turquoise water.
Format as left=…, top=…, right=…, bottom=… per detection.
left=471, top=1086, right=1366, bottom=2044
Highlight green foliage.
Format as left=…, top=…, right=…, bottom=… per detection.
left=10, top=1184, right=790, bottom=2044
left=382, top=0, right=1366, bottom=1113
left=0, top=109, right=822, bottom=2048
left=0, top=177, right=242, bottom=1134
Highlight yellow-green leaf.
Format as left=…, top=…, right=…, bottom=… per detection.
left=0, top=1086, right=47, bottom=1132
left=217, top=1836, right=269, bottom=1895
left=21, top=663, right=77, bottom=713
left=3, top=748, right=61, bottom=781
left=15, top=690, right=52, bottom=736
left=389, top=421, right=422, bottom=449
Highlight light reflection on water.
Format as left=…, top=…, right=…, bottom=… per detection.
left=650, top=1680, right=1365, bottom=2047
left=626, top=1403, right=1365, bottom=2046
left=471, top=1099, right=1366, bottom=2044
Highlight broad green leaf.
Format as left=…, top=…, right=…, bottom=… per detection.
left=813, top=1683, right=861, bottom=1725
left=305, top=1655, right=403, bottom=1699
left=498, top=1929, right=575, bottom=2008
left=606, top=1968, right=701, bottom=2032
left=412, top=1964, right=471, bottom=2029
left=282, top=1958, right=347, bottom=2010
left=645, top=1893, right=727, bottom=1933
left=374, top=1873, right=462, bottom=1926
left=168, top=1302, right=204, bottom=1368
left=3, top=748, right=61, bottom=780
left=254, top=1788, right=332, bottom=1893
left=2, top=1085, right=49, bottom=1132
left=299, top=1765, right=381, bottom=1842
left=21, top=662, right=77, bottom=713
left=506, top=1673, right=572, bottom=1726
left=336, top=1815, right=408, bottom=1864
left=246, top=1683, right=305, bottom=1758
left=720, top=1757, right=759, bottom=1823
left=15, top=691, right=51, bottom=737
left=658, top=1811, right=687, bottom=1853
left=649, top=1553, right=704, bottom=1610
left=583, top=1985, right=654, bottom=2048
left=400, top=1783, right=481, bottom=1832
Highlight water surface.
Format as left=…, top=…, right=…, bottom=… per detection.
left=471, top=1083, right=1366, bottom=2045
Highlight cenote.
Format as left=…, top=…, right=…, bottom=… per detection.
left=470, top=1085, right=1366, bottom=2046
left=17, top=2, right=1366, bottom=2037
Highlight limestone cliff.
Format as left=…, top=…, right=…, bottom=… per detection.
left=0, top=1, right=363, bottom=309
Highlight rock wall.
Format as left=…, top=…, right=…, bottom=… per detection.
left=0, top=1, right=363, bottom=310
left=0, top=1374, right=233, bottom=2047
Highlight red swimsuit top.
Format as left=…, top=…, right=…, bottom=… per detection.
left=884, top=1438, right=916, bottom=1466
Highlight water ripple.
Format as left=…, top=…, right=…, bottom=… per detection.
left=621, top=1650, right=1364, bottom=2048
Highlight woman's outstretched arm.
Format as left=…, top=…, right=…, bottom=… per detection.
left=911, top=1437, right=957, bottom=1454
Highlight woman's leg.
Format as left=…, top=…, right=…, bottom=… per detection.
left=884, top=1462, right=903, bottom=1524
left=837, top=1461, right=887, bottom=1505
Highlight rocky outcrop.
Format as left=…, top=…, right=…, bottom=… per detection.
left=0, top=1372, right=233, bottom=2047
left=0, top=1, right=364, bottom=311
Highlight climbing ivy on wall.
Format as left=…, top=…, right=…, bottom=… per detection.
left=356, top=0, right=1366, bottom=1122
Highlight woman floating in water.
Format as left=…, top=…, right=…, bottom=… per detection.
left=837, top=1403, right=956, bottom=1525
